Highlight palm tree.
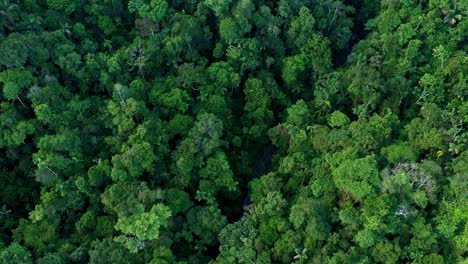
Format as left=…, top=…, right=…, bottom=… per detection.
left=0, top=0, right=17, bottom=28
left=441, top=0, right=463, bottom=25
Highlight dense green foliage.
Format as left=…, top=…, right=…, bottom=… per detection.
left=0, top=0, right=467, bottom=263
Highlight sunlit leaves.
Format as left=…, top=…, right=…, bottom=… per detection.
left=332, top=156, right=379, bottom=200
left=0, top=69, right=34, bottom=100
left=115, top=204, right=170, bottom=241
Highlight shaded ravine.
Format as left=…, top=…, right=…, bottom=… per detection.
left=239, top=143, right=277, bottom=219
